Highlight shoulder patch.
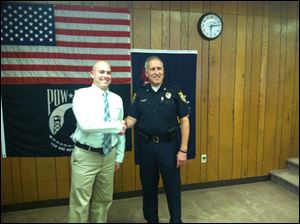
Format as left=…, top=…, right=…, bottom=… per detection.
left=178, top=91, right=188, bottom=103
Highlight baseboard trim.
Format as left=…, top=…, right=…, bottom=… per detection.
left=1, top=175, right=270, bottom=212
left=113, top=175, right=270, bottom=199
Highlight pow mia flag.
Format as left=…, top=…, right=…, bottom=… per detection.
left=2, top=84, right=78, bottom=156
left=2, top=84, right=131, bottom=156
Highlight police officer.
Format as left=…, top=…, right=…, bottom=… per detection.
left=124, top=56, right=190, bottom=223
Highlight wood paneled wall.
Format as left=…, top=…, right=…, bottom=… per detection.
left=1, top=1, right=299, bottom=206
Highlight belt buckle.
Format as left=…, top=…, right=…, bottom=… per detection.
left=152, top=136, right=159, bottom=143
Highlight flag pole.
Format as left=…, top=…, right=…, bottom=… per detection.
left=1, top=96, right=7, bottom=158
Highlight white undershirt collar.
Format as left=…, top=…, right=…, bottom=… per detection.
left=151, top=84, right=161, bottom=92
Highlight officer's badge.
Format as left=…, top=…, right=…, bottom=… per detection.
left=165, top=92, right=172, bottom=99
left=132, top=93, right=137, bottom=102
left=178, top=91, right=188, bottom=103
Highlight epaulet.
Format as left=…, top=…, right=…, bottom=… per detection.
left=166, top=84, right=189, bottom=104
left=141, top=84, right=149, bottom=88
left=165, top=83, right=181, bottom=92
left=142, top=83, right=151, bottom=90
left=133, top=84, right=146, bottom=94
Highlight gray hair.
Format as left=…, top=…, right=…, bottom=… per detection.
left=144, top=56, right=164, bottom=70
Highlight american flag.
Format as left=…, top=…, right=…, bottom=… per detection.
left=1, top=2, right=131, bottom=84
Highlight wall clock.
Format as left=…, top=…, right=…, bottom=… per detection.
left=198, top=12, right=223, bottom=40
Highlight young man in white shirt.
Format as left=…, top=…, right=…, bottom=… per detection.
left=68, top=61, right=126, bottom=223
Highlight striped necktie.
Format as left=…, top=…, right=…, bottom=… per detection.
left=102, top=92, right=112, bottom=155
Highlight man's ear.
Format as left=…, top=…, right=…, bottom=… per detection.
left=90, top=71, right=94, bottom=78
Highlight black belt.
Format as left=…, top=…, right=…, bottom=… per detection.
left=150, top=135, right=169, bottom=143
left=137, top=129, right=174, bottom=144
left=75, top=142, right=104, bottom=154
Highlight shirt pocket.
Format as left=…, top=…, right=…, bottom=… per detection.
left=160, top=100, right=178, bottom=128
left=160, top=99, right=176, bottom=115
left=138, top=101, right=151, bottom=117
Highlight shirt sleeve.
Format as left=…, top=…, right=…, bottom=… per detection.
left=72, top=89, right=122, bottom=134
left=176, top=89, right=191, bottom=119
left=115, top=97, right=125, bottom=163
left=115, top=134, right=125, bottom=163
left=127, top=92, right=139, bottom=119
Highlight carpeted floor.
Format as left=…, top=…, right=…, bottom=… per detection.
left=1, top=181, right=299, bottom=223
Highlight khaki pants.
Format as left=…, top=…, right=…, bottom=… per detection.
left=68, top=146, right=116, bottom=223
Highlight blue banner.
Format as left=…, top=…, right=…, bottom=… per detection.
left=131, top=50, right=197, bottom=160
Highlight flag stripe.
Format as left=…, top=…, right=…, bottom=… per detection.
left=1, top=58, right=130, bottom=67
left=1, top=71, right=130, bottom=79
left=1, top=77, right=131, bottom=84
left=55, top=4, right=129, bottom=13
left=1, top=45, right=130, bottom=55
left=55, top=22, right=130, bottom=32
left=56, top=29, right=130, bottom=37
left=56, top=35, right=130, bottom=43
left=55, top=16, right=130, bottom=25
left=2, top=65, right=131, bottom=72
left=2, top=52, right=131, bottom=60
left=55, top=8, right=130, bottom=20
left=56, top=41, right=130, bottom=48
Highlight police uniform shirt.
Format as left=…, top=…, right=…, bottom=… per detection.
left=71, top=84, right=125, bottom=163
left=128, top=82, right=190, bottom=136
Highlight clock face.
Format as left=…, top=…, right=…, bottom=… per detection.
left=198, top=13, right=223, bottom=40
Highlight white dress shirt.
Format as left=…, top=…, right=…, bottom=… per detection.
left=71, top=84, right=125, bottom=163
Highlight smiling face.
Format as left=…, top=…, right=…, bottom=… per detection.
left=145, top=58, right=164, bottom=87
left=91, top=61, right=112, bottom=91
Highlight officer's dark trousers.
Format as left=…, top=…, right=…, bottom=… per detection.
left=139, top=140, right=182, bottom=223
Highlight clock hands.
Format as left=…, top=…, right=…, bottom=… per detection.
left=210, top=24, right=221, bottom=29
left=209, top=24, right=221, bottom=35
